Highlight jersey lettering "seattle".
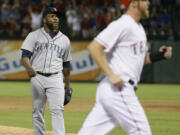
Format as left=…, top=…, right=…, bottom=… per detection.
left=34, top=41, right=64, bottom=57
left=21, top=28, right=72, bottom=73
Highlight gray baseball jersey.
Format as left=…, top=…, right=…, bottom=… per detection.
left=22, top=27, right=72, bottom=73
left=21, top=27, right=72, bottom=135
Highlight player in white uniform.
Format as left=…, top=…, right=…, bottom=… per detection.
left=78, top=0, right=172, bottom=135
left=21, top=7, right=72, bottom=135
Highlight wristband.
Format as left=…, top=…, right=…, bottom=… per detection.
left=63, top=61, right=70, bottom=68
left=150, top=50, right=166, bottom=63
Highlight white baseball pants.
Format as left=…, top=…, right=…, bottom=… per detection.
left=30, top=73, right=65, bottom=135
left=78, top=77, right=152, bottom=135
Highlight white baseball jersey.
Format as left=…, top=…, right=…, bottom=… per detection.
left=78, top=14, right=152, bottom=135
left=95, top=14, right=148, bottom=83
left=21, top=27, right=72, bottom=73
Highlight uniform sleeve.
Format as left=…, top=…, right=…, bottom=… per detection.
left=63, top=38, right=72, bottom=62
left=21, top=32, right=36, bottom=52
left=95, top=20, right=125, bottom=52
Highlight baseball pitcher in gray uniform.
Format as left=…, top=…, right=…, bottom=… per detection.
left=21, top=7, right=72, bottom=135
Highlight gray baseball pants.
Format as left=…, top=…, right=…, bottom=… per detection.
left=30, top=73, right=65, bottom=135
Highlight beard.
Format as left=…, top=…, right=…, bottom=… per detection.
left=46, top=22, right=59, bottom=32
left=139, top=6, right=150, bottom=19
left=46, top=22, right=54, bottom=31
left=142, top=10, right=149, bottom=19
left=137, top=2, right=150, bottom=19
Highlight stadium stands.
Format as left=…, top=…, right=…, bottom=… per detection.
left=0, top=0, right=179, bottom=41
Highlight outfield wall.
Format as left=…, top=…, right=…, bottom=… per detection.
left=0, top=40, right=179, bottom=83
left=141, top=41, right=180, bottom=83
left=0, top=41, right=102, bottom=81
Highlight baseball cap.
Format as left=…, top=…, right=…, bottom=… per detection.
left=120, top=0, right=132, bottom=9
left=126, top=0, right=133, bottom=8
left=42, top=7, right=60, bottom=18
left=127, top=0, right=132, bottom=6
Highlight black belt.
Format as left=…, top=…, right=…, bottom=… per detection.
left=128, top=79, right=137, bottom=91
left=37, top=71, right=58, bottom=77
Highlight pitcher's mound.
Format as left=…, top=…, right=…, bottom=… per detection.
left=0, top=125, right=76, bottom=135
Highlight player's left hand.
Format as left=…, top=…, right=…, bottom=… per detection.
left=159, top=45, right=172, bottom=59
left=64, top=87, right=73, bottom=105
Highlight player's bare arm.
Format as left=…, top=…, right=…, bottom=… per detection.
left=63, top=62, right=73, bottom=106
left=88, top=40, right=124, bottom=88
left=144, top=46, right=172, bottom=64
left=63, top=67, right=70, bottom=89
left=22, top=57, right=36, bottom=78
left=144, top=52, right=151, bottom=64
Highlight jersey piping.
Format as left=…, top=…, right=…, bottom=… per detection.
left=40, top=28, right=50, bottom=73
left=49, top=40, right=54, bottom=73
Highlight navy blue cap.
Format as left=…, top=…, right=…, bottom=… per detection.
left=43, top=7, right=60, bottom=18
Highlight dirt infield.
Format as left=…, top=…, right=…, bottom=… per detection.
left=0, top=126, right=76, bottom=135
left=0, top=97, right=180, bottom=112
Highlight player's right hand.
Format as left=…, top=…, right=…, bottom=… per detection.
left=27, top=68, right=37, bottom=78
left=159, top=45, right=172, bottom=59
left=109, top=73, right=124, bottom=89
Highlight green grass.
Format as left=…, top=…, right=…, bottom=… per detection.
left=0, top=81, right=31, bottom=97
left=0, top=110, right=32, bottom=128
left=0, top=81, right=180, bottom=134
left=137, top=84, right=180, bottom=100
left=0, top=110, right=179, bottom=135
left=0, top=82, right=180, bottom=99
left=148, top=113, right=180, bottom=135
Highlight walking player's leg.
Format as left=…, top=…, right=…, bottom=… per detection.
left=101, top=84, right=152, bottom=135
left=31, top=77, right=47, bottom=135
left=46, top=86, right=65, bottom=135
left=78, top=102, right=118, bottom=135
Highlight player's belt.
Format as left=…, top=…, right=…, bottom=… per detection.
left=128, top=79, right=137, bottom=91
left=37, top=71, right=58, bottom=77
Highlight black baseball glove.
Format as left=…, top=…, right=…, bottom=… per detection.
left=64, top=88, right=73, bottom=105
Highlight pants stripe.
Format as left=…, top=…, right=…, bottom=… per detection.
left=120, top=93, right=141, bottom=135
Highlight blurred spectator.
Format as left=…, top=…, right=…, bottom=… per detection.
left=120, top=0, right=130, bottom=9
left=71, top=12, right=81, bottom=39
left=21, top=13, right=31, bottom=38
left=0, top=0, right=11, bottom=35
left=97, top=11, right=106, bottom=31
left=8, top=15, right=16, bottom=37
left=41, top=0, right=51, bottom=7
left=28, top=4, right=44, bottom=31
left=151, top=0, right=161, bottom=7
left=160, top=9, right=170, bottom=31
left=66, top=4, right=76, bottom=33
left=8, top=0, right=21, bottom=37
left=53, top=0, right=63, bottom=11
left=0, top=0, right=178, bottom=40
left=89, top=12, right=98, bottom=38
left=18, top=0, right=29, bottom=19
left=81, top=15, right=90, bottom=39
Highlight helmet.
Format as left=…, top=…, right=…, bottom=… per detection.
left=42, top=7, right=60, bottom=18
